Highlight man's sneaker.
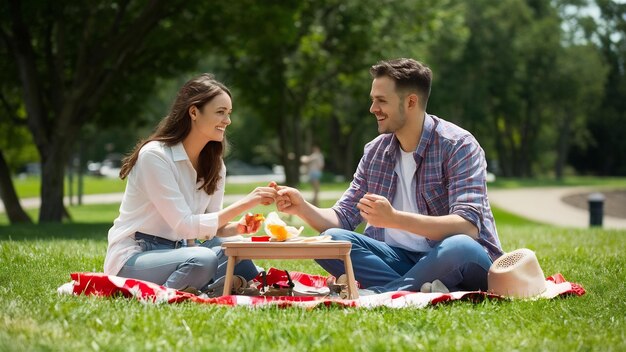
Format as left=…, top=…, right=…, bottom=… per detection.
left=357, top=288, right=377, bottom=296
left=420, top=279, right=449, bottom=293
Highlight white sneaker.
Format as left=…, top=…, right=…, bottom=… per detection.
left=420, top=279, right=449, bottom=293
left=357, top=288, right=377, bottom=296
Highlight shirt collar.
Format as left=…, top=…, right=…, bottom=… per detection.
left=171, top=142, right=189, bottom=162
left=384, top=113, right=435, bottom=158
left=415, top=113, right=435, bottom=158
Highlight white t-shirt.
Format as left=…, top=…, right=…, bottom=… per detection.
left=103, top=141, right=225, bottom=275
left=384, top=148, right=432, bottom=252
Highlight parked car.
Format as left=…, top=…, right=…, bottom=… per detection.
left=86, top=161, right=103, bottom=176
left=87, top=153, right=123, bottom=178
left=16, top=162, right=41, bottom=179
left=225, top=159, right=285, bottom=184
left=99, top=158, right=122, bottom=178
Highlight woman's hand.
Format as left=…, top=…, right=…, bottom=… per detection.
left=217, top=182, right=278, bottom=236
left=236, top=213, right=265, bottom=234
left=241, top=181, right=278, bottom=207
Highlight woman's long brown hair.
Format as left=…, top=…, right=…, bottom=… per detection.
left=119, top=74, right=230, bottom=195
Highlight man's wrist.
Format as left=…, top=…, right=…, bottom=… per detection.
left=394, top=210, right=416, bottom=232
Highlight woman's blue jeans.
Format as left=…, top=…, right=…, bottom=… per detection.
left=315, top=229, right=493, bottom=293
left=118, top=234, right=259, bottom=291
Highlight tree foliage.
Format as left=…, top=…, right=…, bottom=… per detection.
left=213, top=0, right=469, bottom=183
left=0, top=0, right=222, bottom=222
left=569, top=0, right=626, bottom=175
left=0, top=0, right=623, bottom=224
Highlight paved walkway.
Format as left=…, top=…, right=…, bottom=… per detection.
left=0, top=191, right=346, bottom=214
left=488, top=186, right=626, bottom=229
left=3, top=187, right=625, bottom=229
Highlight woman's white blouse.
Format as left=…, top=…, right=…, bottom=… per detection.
left=103, top=141, right=224, bottom=275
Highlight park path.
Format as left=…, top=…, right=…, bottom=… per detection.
left=0, top=190, right=345, bottom=214
left=487, top=186, right=626, bottom=229
left=2, top=187, right=625, bottom=229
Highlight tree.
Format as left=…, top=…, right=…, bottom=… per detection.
left=0, top=150, right=32, bottom=223
left=0, top=48, right=34, bottom=224
left=0, top=0, right=220, bottom=222
left=215, top=0, right=335, bottom=185
left=551, top=44, right=607, bottom=179
left=568, top=0, right=626, bottom=175
left=215, top=0, right=467, bottom=183
left=431, top=0, right=579, bottom=177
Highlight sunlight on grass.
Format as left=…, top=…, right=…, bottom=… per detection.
left=0, top=225, right=624, bottom=350
left=10, top=176, right=352, bottom=199
left=1, top=178, right=625, bottom=350
left=12, top=175, right=626, bottom=199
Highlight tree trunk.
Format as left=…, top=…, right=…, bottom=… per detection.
left=278, top=120, right=300, bottom=187
left=344, top=132, right=355, bottom=180
left=0, top=149, right=32, bottom=224
left=38, top=141, right=70, bottom=222
left=327, top=112, right=363, bottom=181
left=277, top=85, right=301, bottom=187
left=554, top=111, right=571, bottom=180
left=493, top=116, right=513, bottom=177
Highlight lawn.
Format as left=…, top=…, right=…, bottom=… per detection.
left=10, top=176, right=352, bottom=199
left=0, top=199, right=624, bottom=351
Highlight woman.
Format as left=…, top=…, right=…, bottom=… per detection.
left=103, top=74, right=275, bottom=294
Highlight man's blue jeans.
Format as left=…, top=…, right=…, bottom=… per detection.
left=315, top=229, right=493, bottom=293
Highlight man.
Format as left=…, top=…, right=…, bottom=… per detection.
left=276, top=58, right=502, bottom=293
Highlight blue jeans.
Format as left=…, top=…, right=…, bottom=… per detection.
left=315, top=229, right=493, bottom=293
left=201, top=236, right=260, bottom=283
left=118, top=234, right=259, bottom=291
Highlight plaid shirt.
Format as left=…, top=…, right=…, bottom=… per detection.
left=332, top=114, right=503, bottom=260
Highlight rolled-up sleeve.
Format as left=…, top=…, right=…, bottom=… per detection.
left=332, top=154, right=368, bottom=231
left=446, top=137, right=487, bottom=234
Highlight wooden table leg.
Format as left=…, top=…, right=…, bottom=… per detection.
left=222, top=255, right=236, bottom=296
left=343, top=254, right=359, bottom=299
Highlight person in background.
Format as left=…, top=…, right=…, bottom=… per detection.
left=276, top=58, right=502, bottom=294
left=300, top=145, right=325, bottom=206
left=104, top=74, right=276, bottom=294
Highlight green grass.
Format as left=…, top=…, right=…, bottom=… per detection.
left=13, top=175, right=626, bottom=200
left=11, top=175, right=351, bottom=199
left=1, top=201, right=625, bottom=351
left=13, top=176, right=128, bottom=198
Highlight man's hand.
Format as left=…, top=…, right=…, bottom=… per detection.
left=275, top=186, right=306, bottom=215
left=273, top=182, right=341, bottom=232
left=357, top=193, right=397, bottom=228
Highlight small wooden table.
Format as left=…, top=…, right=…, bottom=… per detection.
left=221, top=240, right=359, bottom=299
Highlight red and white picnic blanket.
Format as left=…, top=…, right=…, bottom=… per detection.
left=57, top=268, right=585, bottom=309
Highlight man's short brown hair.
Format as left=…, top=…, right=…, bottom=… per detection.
left=370, top=58, right=432, bottom=109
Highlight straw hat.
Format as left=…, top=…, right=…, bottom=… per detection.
left=488, top=248, right=553, bottom=299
